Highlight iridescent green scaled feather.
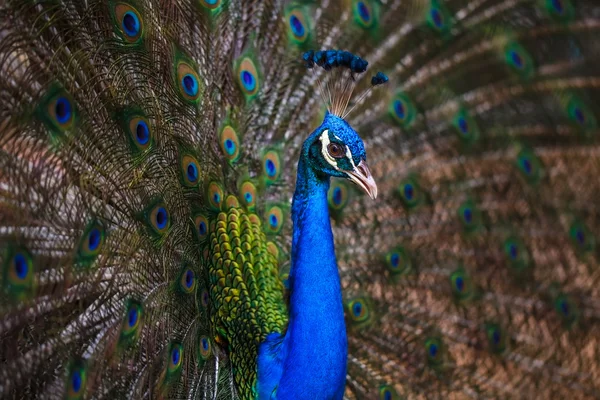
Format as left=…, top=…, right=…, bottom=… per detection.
left=208, top=207, right=287, bottom=399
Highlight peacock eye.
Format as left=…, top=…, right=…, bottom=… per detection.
left=327, top=143, right=345, bottom=159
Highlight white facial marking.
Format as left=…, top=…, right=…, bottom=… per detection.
left=319, top=130, right=340, bottom=170
left=319, top=130, right=355, bottom=171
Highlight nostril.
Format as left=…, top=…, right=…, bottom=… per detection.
left=358, top=161, right=371, bottom=177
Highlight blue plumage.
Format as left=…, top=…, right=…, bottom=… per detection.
left=257, top=112, right=376, bottom=399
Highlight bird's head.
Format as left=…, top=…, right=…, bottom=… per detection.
left=303, top=112, right=377, bottom=199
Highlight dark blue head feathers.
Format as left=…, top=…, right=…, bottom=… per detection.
left=371, top=72, right=388, bottom=86
left=303, top=112, right=377, bottom=199
left=303, top=50, right=368, bottom=73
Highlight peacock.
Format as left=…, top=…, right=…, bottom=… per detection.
left=1, top=0, right=600, bottom=398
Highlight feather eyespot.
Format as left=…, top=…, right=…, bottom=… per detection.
left=182, top=74, right=199, bottom=96
left=236, top=57, right=260, bottom=98
left=43, top=90, right=77, bottom=134
left=457, top=117, right=468, bottom=134
left=194, top=214, right=209, bottom=242
left=55, top=97, right=72, bottom=125
left=114, top=4, right=143, bottom=43
left=426, top=1, right=451, bottom=34
left=168, top=343, right=183, bottom=373
left=424, top=337, right=445, bottom=365
left=353, top=301, right=364, bottom=318
left=286, top=8, right=310, bottom=44
left=398, top=177, right=423, bottom=209
left=358, top=2, right=370, bottom=21
left=573, top=107, right=585, bottom=124
left=502, top=237, right=531, bottom=273
left=458, top=200, right=480, bottom=232
left=510, top=51, right=523, bottom=69
left=505, top=240, right=519, bottom=260
left=207, top=181, right=224, bottom=211
left=389, top=93, right=416, bottom=128
left=327, top=143, right=345, bottom=159
left=454, top=276, right=464, bottom=291
left=430, top=8, right=443, bottom=28
left=147, top=203, right=170, bottom=235
left=122, top=11, right=140, bottom=37
left=551, top=0, right=564, bottom=13
left=180, top=267, right=196, bottom=294
left=10, top=252, right=31, bottom=283
left=126, top=304, right=140, bottom=330
left=129, top=117, right=151, bottom=149
left=176, top=60, right=202, bottom=103
left=240, top=181, right=257, bottom=210
left=181, top=154, right=201, bottom=187
left=71, top=370, right=82, bottom=394
left=546, top=0, right=574, bottom=20
left=262, top=150, right=281, bottom=183
left=485, top=323, right=507, bottom=354
left=503, top=43, right=534, bottom=78
left=219, top=125, right=241, bottom=162
left=333, top=187, right=342, bottom=204
left=13, top=253, right=29, bottom=280
left=265, top=206, right=284, bottom=234
left=394, top=100, right=405, bottom=119
left=569, top=221, right=595, bottom=253
left=290, top=15, right=304, bottom=36
left=462, top=208, right=472, bottom=223
left=120, top=301, right=143, bottom=344
left=66, top=361, right=87, bottom=400
left=199, top=289, right=209, bottom=308
left=346, top=297, right=371, bottom=324
left=199, top=336, right=211, bottom=360
left=554, top=294, right=579, bottom=327
left=403, top=183, right=413, bottom=200
left=155, top=208, right=168, bottom=229
left=353, top=0, right=376, bottom=28
left=566, top=97, right=596, bottom=133
left=77, top=222, right=105, bottom=267
left=3, top=246, right=35, bottom=300
left=379, top=385, right=398, bottom=400
left=450, top=268, right=473, bottom=302
left=515, top=149, right=542, bottom=184
left=328, top=181, right=349, bottom=211
left=452, top=109, right=479, bottom=143
left=385, top=247, right=411, bottom=275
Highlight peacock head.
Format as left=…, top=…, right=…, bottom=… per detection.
left=304, top=112, right=377, bottom=199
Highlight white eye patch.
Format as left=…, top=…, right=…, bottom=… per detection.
left=318, top=130, right=356, bottom=171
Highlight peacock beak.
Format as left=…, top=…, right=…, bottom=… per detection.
left=346, top=160, right=378, bottom=200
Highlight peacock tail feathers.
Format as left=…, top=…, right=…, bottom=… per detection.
left=1, top=0, right=600, bottom=398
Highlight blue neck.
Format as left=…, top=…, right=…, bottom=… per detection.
left=257, top=156, right=347, bottom=399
